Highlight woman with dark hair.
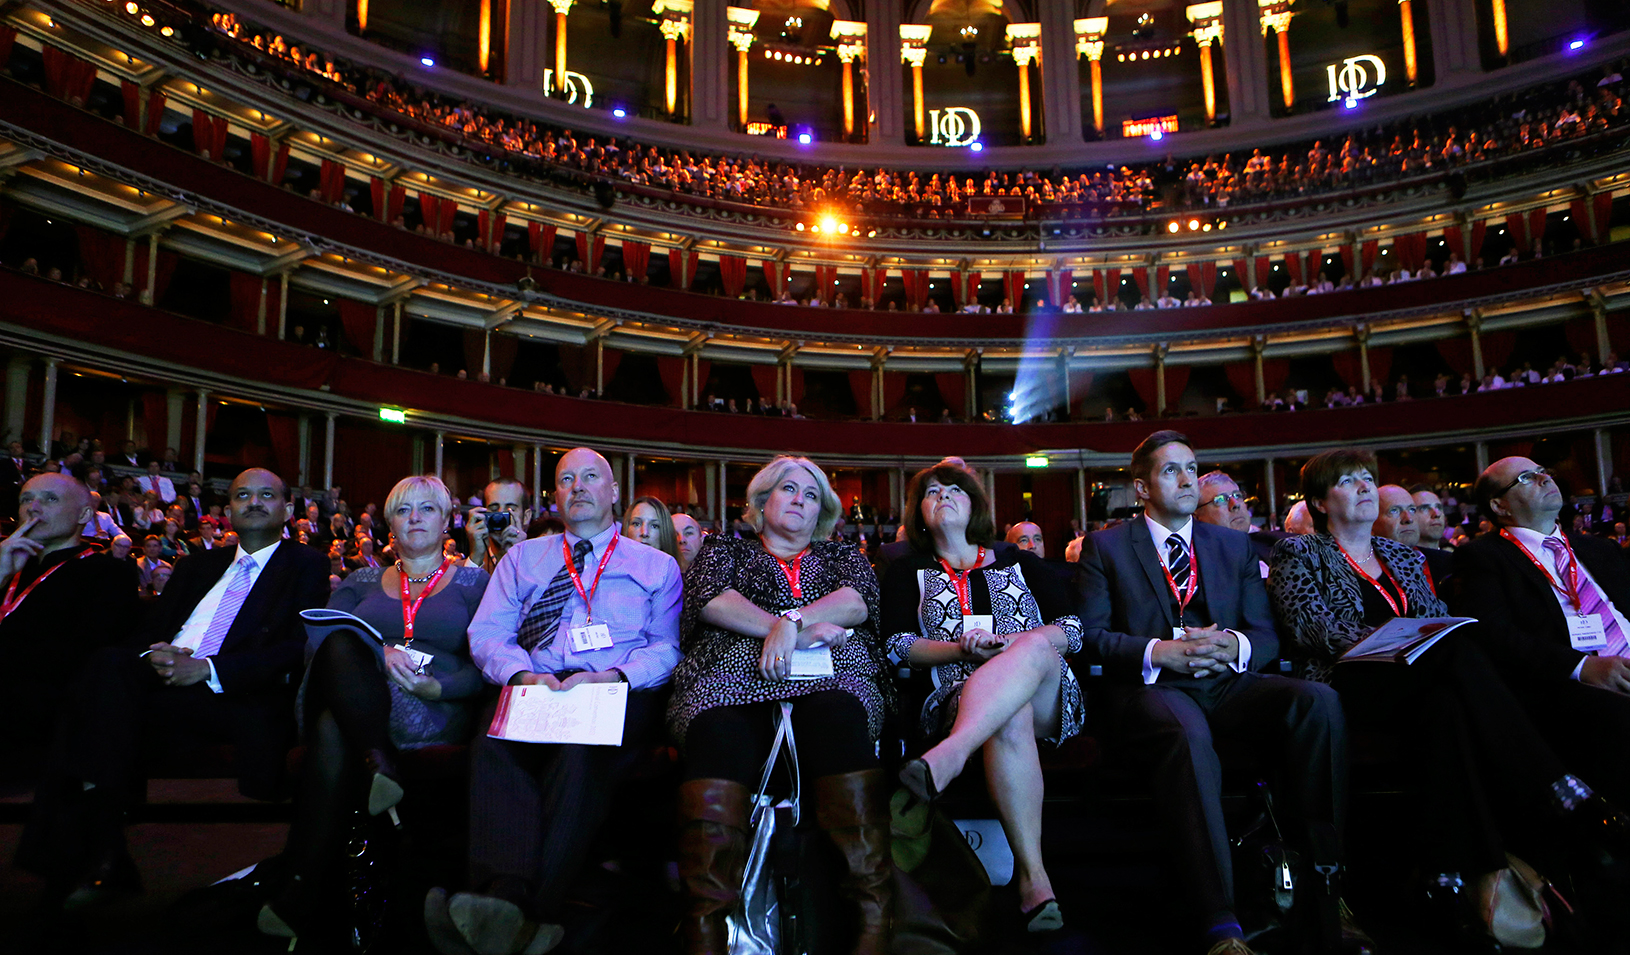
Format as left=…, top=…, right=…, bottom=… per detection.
left=622, top=495, right=680, bottom=564
left=1269, top=448, right=1630, bottom=947
left=881, top=462, right=1083, bottom=933
left=668, top=455, right=893, bottom=955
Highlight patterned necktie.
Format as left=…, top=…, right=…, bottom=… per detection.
left=1166, top=533, right=1191, bottom=589
left=1543, top=538, right=1628, bottom=656
left=517, top=538, right=595, bottom=653
left=196, top=555, right=256, bottom=658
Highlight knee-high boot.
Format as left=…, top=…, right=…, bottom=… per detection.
left=814, top=769, right=894, bottom=955
left=676, top=778, right=750, bottom=955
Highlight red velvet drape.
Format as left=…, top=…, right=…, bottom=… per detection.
left=1369, top=346, right=1393, bottom=386
left=668, top=250, right=697, bottom=289
left=1594, top=194, right=1613, bottom=245
left=761, top=260, right=789, bottom=298
left=1338, top=245, right=1354, bottom=278
left=42, top=47, right=98, bottom=105
left=719, top=255, right=748, bottom=297
left=1127, top=368, right=1156, bottom=410
left=1445, top=226, right=1464, bottom=261
left=1262, top=358, right=1290, bottom=397
left=814, top=265, right=837, bottom=303
left=575, top=233, right=605, bottom=272
left=252, top=133, right=272, bottom=180
left=655, top=356, right=685, bottom=406
left=859, top=268, right=884, bottom=305
left=901, top=269, right=928, bottom=310
left=270, top=142, right=289, bottom=185
left=848, top=370, right=873, bottom=415
left=1470, top=219, right=1488, bottom=261
left=1361, top=241, right=1378, bottom=276
left=1286, top=254, right=1303, bottom=286
left=1528, top=209, right=1547, bottom=250
left=1132, top=267, right=1149, bottom=299
left=371, top=177, right=387, bottom=221
left=1255, top=258, right=1272, bottom=289
left=748, top=363, right=776, bottom=403
left=264, top=411, right=302, bottom=481
left=1482, top=330, right=1516, bottom=372
left=0, top=27, right=15, bottom=72
left=320, top=160, right=347, bottom=204
left=1223, top=362, right=1258, bottom=406
left=1505, top=213, right=1527, bottom=248
left=1103, top=268, right=1121, bottom=302
left=1001, top=271, right=1025, bottom=305
left=883, top=371, right=908, bottom=416
left=1049, top=269, right=1073, bottom=306
left=121, top=80, right=142, bottom=129
left=74, top=225, right=126, bottom=289
left=1153, top=266, right=1169, bottom=299
left=133, top=246, right=180, bottom=304
left=337, top=300, right=376, bottom=356
left=144, top=89, right=167, bottom=136
left=226, top=272, right=265, bottom=333
left=622, top=241, right=650, bottom=280
left=935, top=373, right=965, bottom=417
left=1436, top=336, right=1473, bottom=376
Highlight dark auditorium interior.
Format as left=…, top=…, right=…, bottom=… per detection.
left=0, top=0, right=1628, bottom=949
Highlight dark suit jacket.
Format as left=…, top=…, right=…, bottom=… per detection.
left=1418, top=546, right=1454, bottom=593
left=1451, top=529, right=1630, bottom=685
left=871, top=539, right=917, bottom=585
left=1077, top=518, right=1280, bottom=684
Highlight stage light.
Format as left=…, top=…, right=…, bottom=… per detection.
left=421, top=56, right=435, bottom=67
left=798, top=132, right=812, bottom=145
left=124, top=2, right=138, bottom=13
left=1141, top=50, right=1150, bottom=60
left=774, top=51, right=783, bottom=60
left=1202, top=223, right=1212, bottom=232
left=612, top=107, right=627, bottom=118
left=838, top=223, right=849, bottom=234
left=970, top=141, right=983, bottom=152
left=1168, top=222, right=1180, bottom=233
left=1188, top=219, right=1200, bottom=231
left=160, top=25, right=173, bottom=35
left=820, top=215, right=838, bottom=232
left=811, top=225, right=821, bottom=233
left=1569, top=38, right=1585, bottom=50
left=379, top=408, right=407, bottom=424
left=866, top=230, right=877, bottom=238
left=796, top=223, right=805, bottom=231
left=1343, top=97, right=1358, bottom=109
left=1150, top=128, right=1164, bottom=142
left=1117, top=53, right=1125, bottom=62
left=140, top=14, right=154, bottom=25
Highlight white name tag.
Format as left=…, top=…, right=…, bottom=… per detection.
left=1173, top=627, right=1187, bottom=641
left=1567, top=614, right=1609, bottom=652
left=390, top=645, right=435, bottom=673
left=961, top=614, right=994, bottom=636
left=570, top=623, right=615, bottom=652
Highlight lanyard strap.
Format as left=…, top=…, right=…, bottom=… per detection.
left=564, top=532, right=619, bottom=624
left=1500, top=527, right=1581, bottom=611
left=937, top=547, right=986, bottom=616
left=771, top=548, right=809, bottom=601
left=1160, top=540, right=1199, bottom=619
left=398, top=557, right=454, bottom=645
left=2, top=547, right=96, bottom=621
left=1336, top=540, right=1408, bottom=617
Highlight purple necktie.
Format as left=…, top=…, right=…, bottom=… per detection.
left=196, top=555, right=255, bottom=658
left=1543, top=538, right=1628, bottom=656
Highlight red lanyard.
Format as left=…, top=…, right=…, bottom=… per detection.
left=770, top=548, right=809, bottom=600
left=1500, top=527, right=1581, bottom=611
left=398, top=557, right=453, bottom=645
left=2, top=547, right=96, bottom=621
left=937, top=547, right=986, bottom=615
left=1160, top=538, right=1199, bottom=618
left=564, top=532, right=619, bottom=624
left=1336, top=540, right=1408, bottom=617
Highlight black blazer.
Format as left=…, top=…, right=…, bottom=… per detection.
left=1077, top=518, right=1280, bottom=684
left=1451, top=529, right=1630, bottom=685
left=134, top=540, right=330, bottom=693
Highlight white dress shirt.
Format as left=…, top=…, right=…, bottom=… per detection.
left=1504, top=524, right=1630, bottom=680
left=169, top=539, right=284, bottom=693
left=142, top=474, right=177, bottom=503
left=1139, top=514, right=1254, bottom=684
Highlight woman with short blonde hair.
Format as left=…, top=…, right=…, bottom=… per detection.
left=742, top=455, right=843, bottom=540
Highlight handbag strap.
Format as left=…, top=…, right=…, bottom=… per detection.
left=749, top=701, right=802, bottom=827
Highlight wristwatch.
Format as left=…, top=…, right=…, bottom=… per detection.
left=778, top=608, right=804, bottom=628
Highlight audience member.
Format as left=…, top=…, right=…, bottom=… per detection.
left=671, top=512, right=703, bottom=571
left=464, top=478, right=532, bottom=574
left=138, top=461, right=176, bottom=503
left=622, top=495, right=680, bottom=565
left=668, top=455, right=890, bottom=955
left=1004, top=521, right=1045, bottom=558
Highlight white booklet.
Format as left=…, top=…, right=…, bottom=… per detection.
left=1340, top=616, right=1476, bottom=665
left=300, top=607, right=433, bottom=672
left=487, top=683, right=630, bottom=746
left=788, top=646, right=835, bottom=680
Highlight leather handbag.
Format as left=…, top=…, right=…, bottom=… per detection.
left=1481, top=853, right=1552, bottom=949
left=728, top=701, right=801, bottom=955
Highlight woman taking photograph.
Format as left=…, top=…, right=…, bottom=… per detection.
left=881, top=461, right=1082, bottom=934
left=1268, top=449, right=1630, bottom=947
left=258, top=475, right=489, bottom=940
left=622, top=495, right=680, bottom=565
left=668, top=455, right=893, bottom=955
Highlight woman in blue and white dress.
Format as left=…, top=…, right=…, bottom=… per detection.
left=880, top=461, right=1084, bottom=934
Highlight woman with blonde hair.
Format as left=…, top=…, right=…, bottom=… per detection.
left=622, top=495, right=680, bottom=564
left=667, top=455, right=893, bottom=955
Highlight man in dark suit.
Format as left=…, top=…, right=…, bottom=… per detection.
left=0, top=439, right=29, bottom=516
left=18, top=467, right=329, bottom=907
left=1076, top=431, right=1346, bottom=955
left=1453, top=456, right=1630, bottom=814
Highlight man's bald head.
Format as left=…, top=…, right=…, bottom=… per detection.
left=18, top=472, right=94, bottom=549
left=556, top=447, right=619, bottom=535
left=1005, top=521, right=1045, bottom=558
left=1283, top=500, right=1314, bottom=535
left=1475, top=456, right=1563, bottom=530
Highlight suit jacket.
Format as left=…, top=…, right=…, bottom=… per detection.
left=1451, top=529, right=1630, bottom=685
left=871, top=538, right=917, bottom=585
left=0, top=455, right=27, bottom=487
left=1077, top=518, right=1280, bottom=684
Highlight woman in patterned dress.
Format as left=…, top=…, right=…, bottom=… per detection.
left=881, top=461, right=1083, bottom=934
left=668, top=455, right=893, bottom=955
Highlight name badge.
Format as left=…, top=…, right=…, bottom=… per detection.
left=570, top=623, right=614, bottom=652
left=1567, top=614, right=1608, bottom=652
left=961, top=614, right=995, bottom=636
left=1173, top=627, right=1187, bottom=641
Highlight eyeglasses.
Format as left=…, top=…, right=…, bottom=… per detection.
left=1490, top=467, right=1555, bottom=499
left=1202, top=491, right=1245, bottom=509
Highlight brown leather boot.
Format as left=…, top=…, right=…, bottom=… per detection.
left=814, top=769, right=894, bottom=955
left=675, top=778, right=750, bottom=955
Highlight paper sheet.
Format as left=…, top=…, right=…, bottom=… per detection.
left=487, top=683, right=630, bottom=745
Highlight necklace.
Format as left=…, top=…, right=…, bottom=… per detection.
left=397, top=560, right=440, bottom=583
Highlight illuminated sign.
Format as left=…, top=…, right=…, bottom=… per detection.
left=379, top=408, right=407, bottom=423
left=1025, top=455, right=1050, bottom=468
left=928, top=107, right=982, bottom=147
left=1325, top=54, right=1386, bottom=103
left=1122, top=114, right=1178, bottom=137
left=540, top=69, right=596, bottom=108
left=745, top=122, right=789, bottom=138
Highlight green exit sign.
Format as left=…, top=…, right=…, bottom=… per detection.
left=379, top=408, right=407, bottom=423
left=1025, top=455, right=1049, bottom=468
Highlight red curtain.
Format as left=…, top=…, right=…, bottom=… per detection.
left=1153, top=266, right=1168, bottom=299
left=1262, top=359, right=1290, bottom=397
left=748, top=363, right=776, bottom=403
left=935, top=373, right=965, bottom=416
left=387, top=184, right=405, bottom=225
left=1286, top=254, right=1303, bottom=286
left=0, top=27, right=14, bottom=71
left=623, top=240, right=650, bottom=280
left=1093, top=271, right=1107, bottom=304
left=144, top=89, right=166, bottom=136
left=1254, top=258, right=1272, bottom=289
left=1049, top=269, right=1073, bottom=306
left=462, top=329, right=486, bottom=379
left=1132, top=267, right=1149, bottom=299
left=1308, top=250, right=1324, bottom=282
left=1445, top=225, right=1464, bottom=261
left=1361, top=241, right=1378, bottom=276
left=883, top=371, right=907, bottom=416
left=1505, top=213, right=1527, bottom=248
left=191, top=109, right=216, bottom=158
left=1528, top=209, right=1548, bottom=250
left=371, top=176, right=387, bottom=221
left=1103, top=268, right=1121, bottom=303
left=860, top=268, right=884, bottom=305
left=1594, top=194, right=1614, bottom=245
left=1482, top=330, right=1516, bottom=372
left=1229, top=260, right=1246, bottom=289
left=575, top=233, right=605, bottom=272
left=121, top=80, right=142, bottom=129
left=719, top=255, right=748, bottom=297
left=527, top=222, right=558, bottom=261
left=655, top=356, right=685, bottom=406
left=1164, top=365, right=1191, bottom=410
left=43, top=47, right=99, bottom=105
left=418, top=193, right=442, bottom=233
left=814, top=265, right=837, bottom=303
left=271, top=142, right=289, bottom=185
left=1368, top=345, right=1393, bottom=387
left=1127, top=368, right=1157, bottom=410
left=1223, top=363, right=1257, bottom=406
left=1569, top=199, right=1593, bottom=243
left=133, top=247, right=180, bottom=305
left=252, top=133, right=272, bottom=180
left=1470, top=220, right=1488, bottom=262
left=338, top=300, right=376, bottom=356
left=1332, top=348, right=1362, bottom=387
left=1001, top=270, right=1025, bottom=305
left=901, top=269, right=928, bottom=310
left=74, top=225, right=125, bottom=290
left=761, top=260, right=789, bottom=298
left=1186, top=264, right=1203, bottom=298
left=1564, top=317, right=1595, bottom=359
left=320, top=160, right=346, bottom=203
left=489, top=334, right=518, bottom=384
left=226, top=272, right=265, bottom=333
left=668, top=250, right=697, bottom=289
left=1338, top=245, right=1354, bottom=278
left=265, top=412, right=302, bottom=480
left=848, top=370, right=873, bottom=415
left=1436, top=336, right=1474, bottom=376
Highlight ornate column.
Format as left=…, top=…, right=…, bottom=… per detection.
left=1037, top=0, right=1082, bottom=144
left=531, top=443, right=544, bottom=513
left=195, top=389, right=211, bottom=474
left=1467, top=309, right=1485, bottom=380
left=832, top=21, right=867, bottom=140
left=1259, top=0, right=1295, bottom=112
left=1356, top=324, right=1372, bottom=389
left=656, top=0, right=693, bottom=116
left=277, top=270, right=291, bottom=340
left=1074, top=17, right=1107, bottom=136
left=39, top=358, right=57, bottom=459
left=1587, top=289, right=1610, bottom=367
left=166, top=390, right=184, bottom=457
left=479, top=0, right=495, bottom=75
left=1220, top=0, right=1272, bottom=127
left=550, top=0, right=574, bottom=96
left=727, top=6, right=760, bottom=129
left=1007, top=24, right=1042, bottom=142
left=4, top=355, right=28, bottom=443
left=1251, top=336, right=1266, bottom=405
left=433, top=431, right=445, bottom=480
left=865, top=0, right=904, bottom=145
left=297, top=415, right=311, bottom=487
left=1490, top=0, right=1507, bottom=57
left=1154, top=344, right=1169, bottom=415
left=322, top=412, right=337, bottom=489
left=692, top=0, right=730, bottom=130
left=1397, top=0, right=1418, bottom=85
left=506, top=0, right=548, bottom=89
left=1186, top=3, right=1223, bottom=124
left=899, top=24, right=932, bottom=142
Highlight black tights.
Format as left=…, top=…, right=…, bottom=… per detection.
left=281, top=631, right=391, bottom=899
left=683, top=690, right=876, bottom=790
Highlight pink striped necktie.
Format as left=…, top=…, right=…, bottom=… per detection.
left=1543, top=538, right=1628, bottom=657
left=196, top=555, right=256, bottom=658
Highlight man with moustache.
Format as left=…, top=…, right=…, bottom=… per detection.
left=0, top=474, right=138, bottom=783
left=18, top=468, right=329, bottom=907
left=1076, top=431, right=1345, bottom=955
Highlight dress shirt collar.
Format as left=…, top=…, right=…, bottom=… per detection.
left=235, top=537, right=283, bottom=570
left=1504, top=522, right=1563, bottom=556
left=1145, top=513, right=1193, bottom=566
left=563, top=522, right=619, bottom=558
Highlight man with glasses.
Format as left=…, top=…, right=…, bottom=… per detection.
left=1196, top=471, right=1278, bottom=577
left=1453, top=456, right=1630, bottom=818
